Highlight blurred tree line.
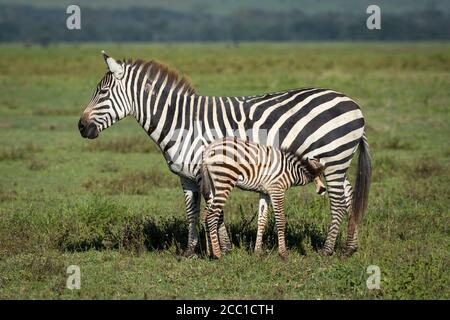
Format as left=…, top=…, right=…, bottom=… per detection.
left=0, top=4, right=449, bottom=45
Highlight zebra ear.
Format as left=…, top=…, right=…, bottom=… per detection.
left=101, top=50, right=124, bottom=79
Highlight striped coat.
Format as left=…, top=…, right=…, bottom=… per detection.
left=201, top=136, right=325, bottom=259
left=79, top=52, right=371, bottom=257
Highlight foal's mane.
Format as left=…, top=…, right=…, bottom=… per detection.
left=122, top=58, right=195, bottom=95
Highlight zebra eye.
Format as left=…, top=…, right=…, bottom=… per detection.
left=99, top=86, right=110, bottom=94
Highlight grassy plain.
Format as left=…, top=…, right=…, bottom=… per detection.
left=0, top=43, right=449, bottom=299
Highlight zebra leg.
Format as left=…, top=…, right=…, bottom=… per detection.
left=322, top=173, right=347, bottom=256
left=204, top=201, right=225, bottom=259
left=201, top=203, right=212, bottom=257
left=204, top=182, right=234, bottom=259
left=344, top=211, right=358, bottom=257
left=255, top=194, right=270, bottom=255
left=180, top=177, right=201, bottom=257
left=343, top=178, right=358, bottom=257
left=269, top=190, right=288, bottom=260
left=218, top=211, right=232, bottom=253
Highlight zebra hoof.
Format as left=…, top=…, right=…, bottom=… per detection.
left=181, top=248, right=197, bottom=258
left=279, top=252, right=289, bottom=261
left=220, top=244, right=232, bottom=254
left=221, top=248, right=232, bottom=255
left=320, top=249, right=334, bottom=256
left=343, top=247, right=358, bottom=257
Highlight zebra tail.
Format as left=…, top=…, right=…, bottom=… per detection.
left=352, top=132, right=372, bottom=225
left=200, top=162, right=213, bottom=200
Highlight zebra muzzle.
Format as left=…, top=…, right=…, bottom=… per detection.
left=314, top=176, right=327, bottom=195
left=78, top=119, right=99, bottom=139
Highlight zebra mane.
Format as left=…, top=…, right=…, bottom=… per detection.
left=123, top=58, right=195, bottom=95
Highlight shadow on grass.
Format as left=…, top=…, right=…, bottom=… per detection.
left=1, top=197, right=330, bottom=258
left=56, top=215, right=327, bottom=256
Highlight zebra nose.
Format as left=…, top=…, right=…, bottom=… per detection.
left=78, top=118, right=86, bottom=132
left=78, top=118, right=98, bottom=139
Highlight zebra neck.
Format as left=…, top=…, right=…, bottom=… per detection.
left=133, top=92, right=246, bottom=178
left=133, top=91, right=201, bottom=157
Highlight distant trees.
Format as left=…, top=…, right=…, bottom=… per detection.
left=0, top=4, right=449, bottom=44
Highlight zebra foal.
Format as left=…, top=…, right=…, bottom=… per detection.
left=200, top=137, right=325, bottom=259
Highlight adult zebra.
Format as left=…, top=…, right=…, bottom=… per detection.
left=78, top=51, right=371, bottom=257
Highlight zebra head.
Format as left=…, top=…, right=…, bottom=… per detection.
left=78, top=51, right=132, bottom=139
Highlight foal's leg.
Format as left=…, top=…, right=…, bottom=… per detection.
left=269, top=189, right=288, bottom=260
left=218, top=211, right=232, bottom=253
left=204, top=200, right=227, bottom=259
left=255, top=194, right=270, bottom=255
left=204, top=185, right=234, bottom=259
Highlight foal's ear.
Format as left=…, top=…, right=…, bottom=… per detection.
left=306, top=158, right=325, bottom=175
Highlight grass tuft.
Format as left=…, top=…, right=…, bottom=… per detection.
left=83, top=170, right=179, bottom=195
left=0, top=143, right=43, bottom=161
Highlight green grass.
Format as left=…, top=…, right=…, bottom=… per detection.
left=0, top=43, right=449, bottom=299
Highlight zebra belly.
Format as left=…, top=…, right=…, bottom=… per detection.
left=235, top=174, right=272, bottom=194
left=236, top=181, right=266, bottom=193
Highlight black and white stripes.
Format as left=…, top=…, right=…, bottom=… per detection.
left=200, top=136, right=325, bottom=259
left=79, top=52, right=371, bottom=257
